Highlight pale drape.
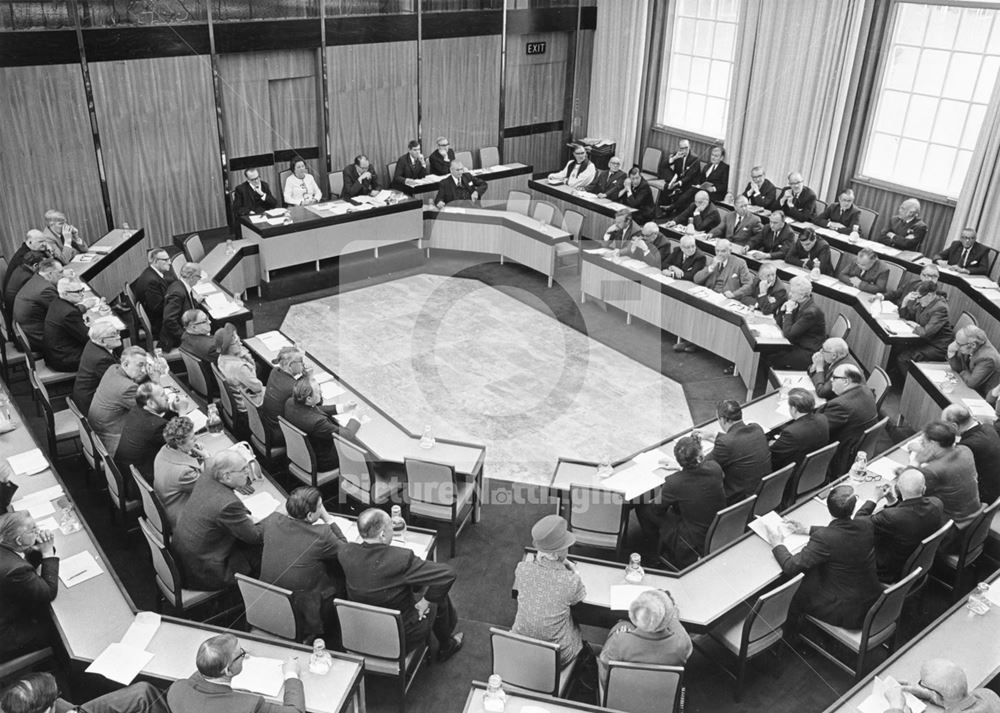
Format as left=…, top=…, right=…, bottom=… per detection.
left=726, top=0, right=865, bottom=201
left=587, top=0, right=650, bottom=167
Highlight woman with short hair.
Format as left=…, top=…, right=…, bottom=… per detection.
left=598, top=589, right=692, bottom=685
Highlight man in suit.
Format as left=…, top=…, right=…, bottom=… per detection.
left=710, top=194, right=762, bottom=249
left=1, top=672, right=168, bottom=713
left=878, top=198, right=927, bottom=252
left=1, top=461, right=17, bottom=513
left=887, top=264, right=940, bottom=307
left=609, top=168, right=656, bottom=224
left=114, top=382, right=182, bottom=482
left=599, top=209, right=635, bottom=249
left=884, top=658, right=1000, bottom=713
left=12, top=258, right=62, bottom=352
left=741, top=165, right=778, bottom=209
left=894, top=282, right=954, bottom=376
left=41, top=209, right=88, bottom=263
left=741, top=262, right=788, bottom=314
left=173, top=450, right=262, bottom=590
left=429, top=136, right=456, bottom=175
left=707, top=400, right=772, bottom=503
left=770, top=388, right=830, bottom=472
left=663, top=234, right=708, bottom=281
left=774, top=172, right=817, bottom=221
left=0, top=511, right=59, bottom=660
left=262, top=347, right=348, bottom=447
left=765, top=484, right=882, bottom=628
left=392, top=139, right=429, bottom=189
left=748, top=211, right=796, bottom=261
left=434, top=161, right=487, bottom=208
left=232, top=167, right=279, bottom=216
left=772, top=276, right=827, bottom=370
left=342, top=154, right=381, bottom=199
left=856, top=469, right=944, bottom=583
left=815, top=189, right=862, bottom=236
left=824, top=364, right=879, bottom=475
left=72, top=320, right=122, bottom=414
left=5, top=231, right=51, bottom=292
left=837, top=247, right=889, bottom=294
left=808, top=337, right=859, bottom=400
left=785, top=227, right=834, bottom=275
left=180, top=308, right=218, bottom=363
left=338, top=508, right=465, bottom=659
left=584, top=155, right=627, bottom=197
left=693, top=239, right=753, bottom=299
left=657, top=138, right=702, bottom=211
left=910, top=421, right=983, bottom=533
left=167, top=634, right=304, bottom=713
left=260, top=486, right=347, bottom=639
left=947, top=326, right=1000, bottom=397
left=283, top=377, right=361, bottom=474
left=935, top=227, right=991, bottom=276
left=3, top=250, right=44, bottom=323
left=132, top=248, right=176, bottom=338
left=661, top=145, right=729, bottom=217
left=942, top=404, right=1000, bottom=508
left=620, top=221, right=670, bottom=269
left=89, top=346, right=152, bottom=456
left=42, top=277, right=89, bottom=372
left=160, top=261, right=201, bottom=350
left=547, top=144, right=596, bottom=189
left=669, top=190, right=722, bottom=234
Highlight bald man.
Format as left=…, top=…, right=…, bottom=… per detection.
left=623, top=222, right=671, bottom=270
left=663, top=234, right=707, bottom=281
left=808, top=337, right=859, bottom=400
left=669, top=190, right=721, bottom=234
left=885, top=658, right=1000, bottom=713
left=942, top=404, right=1000, bottom=505
left=775, top=171, right=817, bottom=221
left=878, top=198, right=927, bottom=252
left=434, top=161, right=487, bottom=208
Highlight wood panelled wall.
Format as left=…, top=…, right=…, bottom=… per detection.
left=850, top=181, right=955, bottom=258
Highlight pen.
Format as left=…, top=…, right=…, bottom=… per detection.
left=67, top=571, right=86, bottom=580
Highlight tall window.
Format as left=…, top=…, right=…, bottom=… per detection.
left=861, top=3, right=1000, bottom=198
left=656, top=0, right=740, bottom=139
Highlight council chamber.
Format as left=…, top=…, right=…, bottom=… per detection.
left=2, top=1, right=1000, bottom=713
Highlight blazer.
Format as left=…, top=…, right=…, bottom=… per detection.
left=769, top=412, right=830, bottom=472
left=838, top=257, right=889, bottom=294
left=772, top=517, right=882, bottom=628
left=785, top=237, right=834, bottom=275
left=749, top=224, right=796, bottom=260
left=262, top=371, right=338, bottom=445
left=232, top=180, right=279, bottom=216
left=43, top=297, right=88, bottom=372
left=4, top=243, right=31, bottom=291
left=663, top=247, right=708, bottom=281
left=160, top=280, right=195, bottom=350
left=392, top=153, right=428, bottom=189
left=674, top=202, right=722, bottom=234
left=774, top=185, right=817, bottom=221
left=775, top=296, right=827, bottom=352
left=181, top=332, right=218, bottom=363
left=153, top=445, right=202, bottom=528
left=609, top=179, right=656, bottom=224
left=878, top=216, right=928, bottom=252
left=623, top=233, right=671, bottom=270
left=132, top=266, right=176, bottom=336
left=114, top=406, right=176, bottom=481
left=708, top=421, right=772, bottom=502
left=0, top=544, right=59, bottom=658
left=709, top=211, right=762, bottom=246
left=585, top=168, right=627, bottom=196
left=816, top=203, right=862, bottom=236
left=935, top=240, right=991, bottom=275
left=88, top=364, right=139, bottom=456
left=434, top=173, right=487, bottom=206
left=740, top=277, right=788, bottom=315
left=12, top=274, right=57, bottom=351
left=72, top=342, right=117, bottom=414
left=698, top=161, right=729, bottom=197
left=1, top=480, right=16, bottom=513
left=741, top=178, right=778, bottom=209
left=920, top=445, right=983, bottom=526
left=957, top=423, right=1000, bottom=504
left=899, top=296, right=953, bottom=352
left=822, top=385, right=878, bottom=456
left=856, top=495, right=944, bottom=582
left=429, top=148, right=456, bottom=176
left=693, top=255, right=753, bottom=298
left=342, top=163, right=381, bottom=199
left=809, top=353, right=861, bottom=400
left=660, top=153, right=703, bottom=189
left=4, top=264, right=34, bottom=320
left=172, top=475, right=262, bottom=590
left=260, top=513, right=347, bottom=637
left=167, top=674, right=305, bottom=713
left=949, top=343, right=1000, bottom=396
left=283, top=399, right=361, bottom=473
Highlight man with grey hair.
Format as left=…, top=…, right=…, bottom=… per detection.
left=133, top=247, right=176, bottom=337
left=888, top=263, right=940, bottom=307
left=709, top=193, right=762, bottom=249
left=935, top=227, right=991, bottom=275
left=838, top=247, right=889, bottom=293
left=823, top=363, right=878, bottom=475
left=808, top=337, right=859, bottom=399
left=548, top=144, right=596, bottom=189
left=693, top=238, right=752, bottom=299
left=5, top=230, right=55, bottom=289
left=42, top=209, right=87, bottom=262
left=663, top=233, right=707, bottom=280
left=942, top=404, right=1000, bottom=505
left=0, top=511, right=59, bottom=659
left=172, top=449, right=263, bottom=590
left=585, top=155, right=626, bottom=198
left=878, top=198, right=927, bottom=251
left=884, top=658, right=1000, bottom=713
left=624, top=222, right=671, bottom=269
left=89, top=346, right=152, bottom=455
left=816, top=188, right=861, bottom=235
left=434, top=160, right=487, bottom=208
left=160, top=261, right=202, bottom=349
left=741, top=165, right=778, bottom=209
left=668, top=189, right=721, bottom=234
left=748, top=209, right=796, bottom=260
left=42, top=277, right=89, bottom=371
left=740, top=261, right=787, bottom=314
left=180, top=308, right=217, bottom=362
left=771, top=275, right=826, bottom=370
left=947, top=325, right=1000, bottom=397
left=12, top=257, right=62, bottom=351
left=72, top=319, right=123, bottom=413
left=776, top=171, right=817, bottom=221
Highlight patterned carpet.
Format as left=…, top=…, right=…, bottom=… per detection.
left=282, top=273, right=691, bottom=485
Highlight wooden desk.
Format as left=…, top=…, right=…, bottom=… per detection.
left=529, top=179, right=635, bottom=241
left=899, top=361, right=997, bottom=432
left=200, top=238, right=262, bottom=297
left=400, top=162, right=533, bottom=200
left=464, top=680, right=618, bottom=713
left=68, top=228, right=147, bottom=300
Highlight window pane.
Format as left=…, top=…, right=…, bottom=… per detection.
left=885, top=46, right=919, bottom=92
left=932, top=100, right=969, bottom=145
left=694, top=20, right=715, bottom=57
left=942, top=53, right=981, bottom=101
left=875, top=91, right=908, bottom=135
left=717, top=0, right=738, bottom=22
left=866, top=133, right=900, bottom=179
left=675, top=18, right=695, bottom=54
left=951, top=150, right=973, bottom=195
left=902, top=95, right=938, bottom=142
left=924, top=6, right=961, bottom=50
left=922, top=144, right=953, bottom=193
left=962, top=104, right=987, bottom=150
left=714, top=22, right=735, bottom=58
left=896, top=4, right=929, bottom=46
left=916, top=49, right=949, bottom=96
left=685, top=94, right=706, bottom=129
left=670, top=55, right=692, bottom=90
left=690, top=57, right=711, bottom=87
left=895, top=138, right=927, bottom=180
left=708, top=59, right=730, bottom=98
left=974, top=56, right=1000, bottom=103
left=958, top=9, right=991, bottom=53
left=677, top=0, right=699, bottom=17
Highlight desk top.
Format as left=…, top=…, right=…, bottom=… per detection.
left=907, top=362, right=997, bottom=423
left=401, top=163, right=533, bottom=196
left=239, top=196, right=422, bottom=238
left=529, top=179, right=635, bottom=218
left=425, top=205, right=572, bottom=244
left=464, top=681, right=617, bottom=713
left=68, top=228, right=146, bottom=282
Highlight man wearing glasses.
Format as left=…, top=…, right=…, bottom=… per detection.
left=180, top=309, right=218, bottom=363
left=168, top=633, right=304, bottom=713
left=808, top=337, right=858, bottom=400
left=429, top=136, right=456, bottom=176
left=883, top=658, right=1000, bottom=713
left=821, top=363, right=879, bottom=476
left=232, top=167, right=279, bottom=216
left=547, top=145, right=596, bottom=189
left=42, top=277, right=90, bottom=372
left=72, top=320, right=123, bottom=414
left=133, top=248, right=177, bottom=338
left=0, top=511, right=59, bottom=661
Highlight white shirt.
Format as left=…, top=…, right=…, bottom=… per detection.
left=560, top=160, right=596, bottom=189
left=283, top=173, right=322, bottom=206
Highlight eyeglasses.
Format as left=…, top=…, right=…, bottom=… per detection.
left=917, top=680, right=944, bottom=700
left=438, top=142, right=449, bottom=148
left=231, top=648, right=248, bottom=666
left=831, top=375, right=850, bottom=381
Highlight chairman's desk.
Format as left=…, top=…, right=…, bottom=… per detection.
left=398, top=162, right=533, bottom=200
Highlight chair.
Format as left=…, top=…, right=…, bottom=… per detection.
left=0, top=647, right=55, bottom=684
left=639, top=147, right=663, bottom=181
left=480, top=146, right=500, bottom=169
left=649, top=185, right=661, bottom=206
left=856, top=416, right=889, bottom=460
left=933, top=497, right=1000, bottom=596
left=94, top=438, right=140, bottom=528
left=179, top=348, right=214, bottom=400
left=209, top=363, right=237, bottom=431
left=65, top=397, right=98, bottom=481
left=705, top=495, right=756, bottom=555
left=603, top=662, right=684, bottom=713
left=235, top=573, right=299, bottom=642
left=171, top=252, right=186, bottom=277
left=955, top=310, right=978, bottom=333
left=753, top=464, right=795, bottom=517
left=334, top=598, right=429, bottom=713
left=702, top=573, right=805, bottom=700
left=561, top=210, right=584, bottom=241
left=856, top=206, right=878, bottom=239
left=138, top=517, right=228, bottom=615
left=245, top=396, right=286, bottom=463
left=455, top=150, right=474, bottom=169
left=27, top=368, right=78, bottom=459
left=507, top=190, right=531, bottom=216
left=334, top=433, right=398, bottom=507
left=532, top=202, right=555, bottom=226
left=800, top=567, right=923, bottom=679
left=403, top=457, right=476, bottom=558
left=789, top=441, right=840, bottom=503
left=278, top=415, right=339, bottom=488
left=385, top=163, right=395, bottom=188
left=489, top=627, right=577, bottom=696
left=183, top=233, right=205, bottom=262
left=866, top=367, right=891, bottom=411
left=830, top=313, right=851, bottom=341
left=899, top=519, right=953, bottom=598
left=135, top=303, right=182, bottom=366
left=814, top=199, right=828, bottom=215
left=328, top=171, right=344, bottom=198
left=130, top=464, right=172, bottom=546
left=12, top=321, right=75, bottom=388
left=0, top=304, right=29, bottom=381
left=278, top=168, right=292, bottom=196
left=566, top=484, right=627, bottom=556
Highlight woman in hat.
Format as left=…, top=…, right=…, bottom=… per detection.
left=511, top=514, right=587, bottom=667
left=598, top=589, right=691, bottom=686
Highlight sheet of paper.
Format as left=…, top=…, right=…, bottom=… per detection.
left=26, top=500, right=56, bottom=519
left=90, top=244, right=113, bottom=254
left=186, top=409, right=208, bottom=433
left=237, top=492, right=281, bottom=524
left=598, top=462, right=671, bottom=501
left=192, top=282, right=218, bottom=296
left=85, top=643, right=154, bottom=686
left=880, top=319, right=916, bottom=336
left=35, top=517, right=59, bottom=533
left=59, top=551, right=103, bottom=587
left=986, top=581, right=1000, bottom=606
left=922, top=368, right=952, bottom=384
left=748, top=512, right=808, bottom=553
left=320, top=381, right=346, bottom=401
left=232, top=656, right=285, bottom=698
left=391, top=540, right=427, bottom=560
left=864, top=458, right=901, bottom=481
left=751, top=324, right=785, bottom=340
left=857, top=676, right=927, bottom=713
left=962, top=399, right=995, bottom=421
left=8, top=448, right=50, bottom=476
left=258, top=331, right=291, bottom=351
left=120, top=611, right=162, bottom=650
left=330, top=516, right=360, bottom=543
left=248, top=214, right=268, bottom=224
left=608, top=584, right=657, bottom=611
left=11, top=485, right=64, bottom=509
left=584, top=248, right=611, bottom=255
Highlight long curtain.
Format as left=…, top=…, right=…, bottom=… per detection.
left=586, top=0, right=650, bottom=167
left=726, top=0, right=865, bottom=201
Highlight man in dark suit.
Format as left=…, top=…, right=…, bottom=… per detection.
left=772, top=276, right=827, bottom=370
left=160, top=262, right=201, bottom=350
left=429, top=136, right=456, bottom=175
left=621, top=222, right=671, bottom=269
left=774, top=172, right=817, bottom=221
left=808, top=337, right=859, bottom=400
left=609, top=168, right=656, bottom=224
left=3, top=250, right=44, bottom=323
left=392, top=139, right=429, bottom=190
left=857, top=469, right=945, bottom=583
left=710, top=194, right=762, bottom=249
left=1, top=672, right=168, bottom=713
left=72, top=320, right=123, bottom=414
left=943, top=404, right=1000, bottom=505
left=785, top=227, right=834, bottom=275
left=935, top=227, right=991, bottom=276
left=42, top=278, right=89, bottom=372
left=913, top=421, right=983, bottom=534
left=741, top=165, right=779, bottom=209
left=707, top=400, right=772, bottom=503
left=823, top=364, right=879, bottom=475
left=342, top=154, right=381, bottom=199
left=283, top=377, right=361, bottom=474
left=599, top=209, right=635, bottom=249
left=172, top=450, right=262, bottom=590
left=4, top=231, right=47, bottom=293
left=1, top=462, right=17, bottom=513
left=815, top=189, right=862, bottom=236
left=232, top=167, right=279, bottom=216
left=167, top=634, right=304, bottom=713
left=947, top=326, right=1000, bottom=397
left=132, top=248, right=176, bottom=338
left=657, top=138, right=703, bottom=209
left=338, top=508, right=465, bottom=659
left=894, top=282, right=954, bottom=376
left=837, top=248, right=890, bottom=294
left=12, top=258, right=62, bottom=352
left=747, top=211, right=796, bottom=261
left=661, top=145, right=729, bottom=217
left=180, top=308, right=217, bottom=363
left=887, top=264, right=940, bottom=307
left=262, top=347, right=345, bottom=447
left=434, top=161, right=487, bottom=208
left=0, top=512, right=59, bottom=660
left=670, top=190, right=722, bottom=234
left=878, top=198, right=927, bottom=252
left=114, top=382, right=181, bottom=482
left=260, top=486, right=347, bottom=639
left=741, top=262, right=788, bottom=314
left=770, top=388, right=830, bottom=472
left=584, top=155, right=627, bottom=197
left=766, top=484, right=883, bottom=628
left=663, top=234, right=708, bottom=281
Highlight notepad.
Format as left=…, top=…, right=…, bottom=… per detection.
left=864, top=458, right=902, bottom=481
left=186, top=409, right=209, bottom=433
left=232, top=656, right=285, bottom=698
left=751, top=324, right=785, bottom=340
left=120, top=611, right=162, bottom=650
left=59, top=551, right=103, bottom=587
left=238, top=491, right=280, bottom=524
left=320, top=381, right=346, bottom=401
left=963, top=399, right=995, bottom=421
left=748, top=512, right=808, bottom=553
left=258, top=331, right=291, bottom=351
left=248, top=214, right=268, bottom=224
left=8, top=448, right=49, bottom=476
left=879, top=319, right=916, bottom=336
left=857, top=675, right=926, bottom=713
left=609, top=584, right=657, bottom=611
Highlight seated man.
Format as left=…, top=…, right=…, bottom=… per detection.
left=909, top=421, right=982, bottom=532
left=741, top=165, right=778, bottom=209
left=693, top=238, right=753, bottom=299
left=41, top=209, right=88, bottom=263
left=547, top=144, right=596, bottom=189
left=815, top=188, right=862, bottom=236
left=89, top=346, right=151, bottom=456
left=160, top=262, right=202, bottom=350
left=709, top=194, right=762, bottom=249
left=769, top=388, right=830, bottom=471
left=765, top=484, right=882, bottom=628
left=856, top=469, right=944, bottom=583
left=823, top=363, right=878, bottom=475
left=154, top=416, right=205, bottom=529
left=434, top=161, right=486, bottom=208
left=706, top=399, right=772, bottom=503
left=342, top=154, right=381, bottom=199
left=232, top=167, right=279, bottom=216
left=428, top=136, right=456, bottom=176
left=42, top=277, right=89, bottom=372
left=132, top=248, right=176, bottom=338
left=668, top=190, right=721, bottom=234
left=599, top=209, right=635, bottom=249
left=942, top=404, right=1000, bottom=505
left=338, top=508, right=465, bottom=660
left=0, top=512, right=59, bottom=660
left=837, top=247, right=889, bottom=293
left=180, top=308, right=218, bottom=362
left=894, top=282, right=954, bottom=376
left=260, top=486, right=347, bottom=640
left=609, top=167, right=656, bottom=224
left=883, top=658, right=1000, bottom=713
left=947, top=325, right=1000, bottom=397
left=1, top=672, right=168, bottom=713
left=771, top=276, right=827, bottom=370
left=784, top=227, right=833, bottom=275
left=172, top=450, right=263, bottom=590
left=661, top=145, right=728, bottom=216
left=656, top=138, right=702, bottom=210
left=747, top=210, right=796, bottom=261
left=584, top=155, right=627, bottom=198
left=935, top=227, right=991, bottom=276
left=878, top=198, right=927, bottom=252
left=4, top=250, right=44, bottom=321
left=740, top=262, right=787, bottom=314
left=598, top=589, right=691, bottom=688
left=622, top=222, right=671, bottom=269
left=663, top=234, right=707, bottom=281
left=808, top=337, right=859, bottom=400
left=72, top=319, right=123, bottom=414
left=168, top=634, right=303, bottom=713
left=887, top=264, right=940, bottom=307
left=11, top=254, right=61, bottom=346
left=392, top=139, right=428, bottom=189
left=774, top=172, right=817, bottom=221
left=5, top=231, right=52, bottom=288
left=283, top=377, right=361, bottom=475
left=114, top=382, right=182, bottom=482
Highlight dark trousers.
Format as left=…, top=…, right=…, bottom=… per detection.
left=403, top=595, right=458, bottom=652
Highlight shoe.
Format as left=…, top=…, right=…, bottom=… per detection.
left=437, top=632, right=464, bottom=662
left=673, top=340, right=688, bottom=352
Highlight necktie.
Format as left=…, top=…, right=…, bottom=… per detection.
left=961, top=248, right=970, bottom=267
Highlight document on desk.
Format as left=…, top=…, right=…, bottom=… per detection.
left=258, top=331, right=292, bottom=351
left=865, top=457, right=902, bottom=482
left=192, top=282, right=218, bottom=297
left=120, top=611, right=162, bottom=650
left=922, top=368, right=952, bottom=384
left=86, top=643, right=154, bottom=685
left=748, top=512, right=808, bottom=553
left=599, top=452, right=672, bottom=501
left=608, top=584, right=657, bottom=611
left=59, top=551, right=103, bottom=587
left=203, top=293, right=241, bottom=317
left=330, top=516, right=360, bottom=543
left=320, top=381, right=346, bottom=401
left=8, top=448, right=50, bottom=476
left=186, top=409, right=209, bottom=434
left=879, top=319, right=916, bottom=336
left=962, top=399, right=995, bottom=421
left=232, top=656, right=285, bottom=698
left=238, top=492, right=281, bottom=524
left=857, top=675, right=926, bottom=713
left=750, top=323, right=785, bottom=340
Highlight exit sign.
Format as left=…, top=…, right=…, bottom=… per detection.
left=526, top=41, right=547, bottom=55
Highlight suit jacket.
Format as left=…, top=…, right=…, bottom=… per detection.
left=609, top=179, right=656, bottom=224
left=4, top=244, right=30, bottom=292
left=878, top=216, right=927, bottom=252
left=856, top=496, right=944, bottom=582
left=949, top=343, right=1000, bottom=396
left=775, top=296, right=827, bottom=352
left=4, top=264, right=34, bottom=320
left=153, top=445, right=202, bottom=528
left=822, top=385, right=878, bottom=467
left=114, top=406, right=176, bottom=482
left=708, top=421, right=772, bottom=502
left=342, top=163, right=381, bottom=199
left=283, top=399, right=360, bottom=473
left=935, top=240, right=991, bottom=275
left=434, top=173, right=487, bottom=206
left=585, top=168, right=627, bottom=196
left=785, top=237, right=834, bottom=275
left=0, top=480, right=16, bottom=513
left=749, top=225, right=796, bottom=260
left=838, top=257, right=889, bottom=294
left=13, top=274, right=58, bottom=351
left=160, top=280, right=195, bottom=350
left=0, top=544, right=59, bottom=657
left=742, top=179, right=778, bottom=209
left=920, top=445, right=983, bottom=526
left=816, top=203, right=862, bottom=236
left=770, top=412, right=830, bottom=472
left=674, top=202, right=722, bottom=234
left=89, top=364, right=139, bottom=456
left=260, top=513, right=347, bottom=636
left=167, top=674, right=305, bottom=713
left=773, top=517, right=882, bottom=627
left=663, top=247, right=708, bottom=281
left=132, top=266, right=176, bottom=336
left=232, top=180, right=279, bottom=216
left=172, top=475, right=262, bottom=589
left=740, top=277, right=787, bottom=315
left=429, top=148, right=456, bottom=176
left=660, top=153, right=703, bottom=190
left=72, top=342, right=117, bottom=414
left=181, top=332, right=218, bottom=363
left=622, top=233, right=671, bottom=270
left=809, top=353, right=861, bottom=400
left=709, top=211, right=762, bottom=246
left=392, top=153, right=428, bottom=189
left=693, top=255, right=753, bottom=298
left=900, top=296, right=953, bottom=352
left=958, top=424, right=1000, bottom=504
left=774, top=185, right=817, bottom=221
left=43, top=297, right=87, bottom=372
left=698, top=161, right=730, bottom=197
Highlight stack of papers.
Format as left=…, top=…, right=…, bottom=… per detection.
left=608, top=584, right=657, bottom=610
left=203, top=292, right=243, bottom=317
left=865, top=458, right=902, bottom=481
left=8, top=448, right=50, bottom=476
left=330, top=515, right=360, bottom=543
left=248, top=214, right=268, bottom=224
left=857, top=675, right=926, bottom=713
left=879, top=319, right=916, bottom=336
left=233, top=656, right=285, bottom=698
left=90, top=244, right=113, bottom=254
left=748, top=512, right=809, bottom=553
left=192, top=282, right=218, bottom=297
left=86, top=611, right=163, bottom=685
left=59, top=551, right=104, bottom=587
left=238, top=491, right=281, bottom=523
left=11, top=485, right=65, bottom=519
left=963, top=399, right=995, bottom=421
left=751, top=323, right=785, bottom=340
left=187, top=409, right=209, bottom=433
